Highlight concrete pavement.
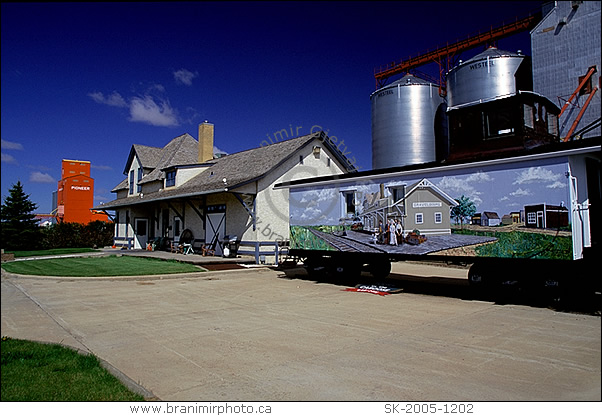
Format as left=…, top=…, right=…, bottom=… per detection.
left=1, top=262, right=600, bottom=402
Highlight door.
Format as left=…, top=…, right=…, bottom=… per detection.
left=206, top=205, right=226, bottom=256
left=536, top=211, right=544, bottom=228
left=134, top=218, right=148, bottom=249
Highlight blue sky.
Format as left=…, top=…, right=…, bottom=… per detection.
left=1, top=1, right=541, bottom=214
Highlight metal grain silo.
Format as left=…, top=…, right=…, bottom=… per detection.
left=446, top=47, right=532, bottom=107
left=371, top=74, right=446, bottom=170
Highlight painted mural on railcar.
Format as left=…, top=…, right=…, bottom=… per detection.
left=289, top=157, right=573, bottom=260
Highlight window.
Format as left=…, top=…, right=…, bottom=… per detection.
left=434, top=212, right=442, bottom=224
left=578, top=73, right=593, bottom=95
left=166, top=170, right=176, bottom=187
left=342, top=191, right=356, bottom=216
left=415, top=213, right=424, bottom=224
left=485, top=109, right=514, bottom=138
left=312, top=146, right=321, bottom=158
left=137, top=168, right=143, bottom=193
left=390, top=186, right=406, bottom=203
left=137, top=220, right=147, bottom=236
left=524, top=104, right=534, bottom=129
left=129, top=171, right=134, bottom=194
left=527, top=212, right=537, bottom=224
left=345, top=192, right=356, bottom=215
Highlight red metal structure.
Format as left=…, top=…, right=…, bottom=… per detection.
left=374, top=11, right=542, bottom=93
left=56, top=159, right=110, bottom=224
left=556, top=65, right=599, bottom=142
left=563, top=86, right=599, bottom=142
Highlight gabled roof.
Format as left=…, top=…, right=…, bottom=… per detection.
left=483, top=211, right=500, bottom=219
left=114, top=133, right=200, bottom=192
left=98, top=131, right=355, bottom=209
left=123, top=134, right=198, bottom=176
left=139, top=133, right=199, bottom=184
left=405, top=178, right=458, bottom=206
left=124, top=144, right=161, bottom=174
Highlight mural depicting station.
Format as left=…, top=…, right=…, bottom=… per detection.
left=289, top=156, right=573, bottom=259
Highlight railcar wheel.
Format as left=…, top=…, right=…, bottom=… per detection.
left=369, top=260, right=391, bottom=279
left=468, top=263, right=487, bottom=287
left=304, top=257, right=327, bottom=277
left=330, top=260, right=362, bottom=281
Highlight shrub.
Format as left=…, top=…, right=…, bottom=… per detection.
left=40, top=221, right=114, bottom=249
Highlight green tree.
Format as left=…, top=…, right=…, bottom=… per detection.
left=1, top=181, right=41, bottom=250
left=451, top=195, right=476, bottom=229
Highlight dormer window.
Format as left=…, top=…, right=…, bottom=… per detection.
left=166, top=170, right=176, bottom=187
left=137, top=168, right=143, bottom=193
left=129, top=170, right=134, bottom=195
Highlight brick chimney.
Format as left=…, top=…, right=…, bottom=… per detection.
left=198, top=121, right=214, bottom=163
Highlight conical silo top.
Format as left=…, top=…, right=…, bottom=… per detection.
left=388, top=73, right=434, bottom=87
left=371, top=73, right=437, bottom=99
left=458, top=46, right=524, bottom=67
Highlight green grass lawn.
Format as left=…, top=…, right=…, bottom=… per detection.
left=452, top=229, right=573, bottom=260
left=6, top=248, right=99, bottom=258
left=1, top=255, right=203, bottom=277
left=1, top=337, right=145, bottom=401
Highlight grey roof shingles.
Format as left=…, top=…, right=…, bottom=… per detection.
left=98, top=132, right=338, bottom=210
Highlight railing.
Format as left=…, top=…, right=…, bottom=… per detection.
left=113, top=236, right=134, bottom=249
left=112, top=236, right=290, bottom=265
left=237, top=240, right=289, bottom=264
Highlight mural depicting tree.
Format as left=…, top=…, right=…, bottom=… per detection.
left=451, top=195, right=476, bottom=228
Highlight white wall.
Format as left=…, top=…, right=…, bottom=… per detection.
left=253, top=138, right=347, bottom=242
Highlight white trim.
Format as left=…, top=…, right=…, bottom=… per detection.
left=279, top=145, right=600, bottom=190
left=407, top=228, right=452, bottom=235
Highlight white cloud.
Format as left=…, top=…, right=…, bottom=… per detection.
left=129, top=95, right=179, bottom=127
left=30, top=171, right=56, bottom=183
left=547, top=181, right=566, bottom=189
left=91, top=164, right=113, bottom=171
left=299, top=188, right=337, bottom=204
left=513, top=167, right=564, bottom=186
left=1, top=152, right=18, bottom=164
left=151, top=83, right=166, bottom=93
left=1, top=139, right=24, bottom=150
left=510, top=187, right=532, bottom=197
left=88, top=91, right=128, bottom=107
left=173, top=69, right=198, bottom=86
left=465, top=171, right=493, bottom=183
left=437, top=176, right=483, bottom=206
left=93, top=194, right=112, bottom=203
left=300, top=206, right=323, bottom=220
left=214, top=146, right=228, bottom=156
left=89, top=88, right=181, bottom=127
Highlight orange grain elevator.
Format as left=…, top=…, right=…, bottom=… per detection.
left=56, top=159, right=109, bottom=224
